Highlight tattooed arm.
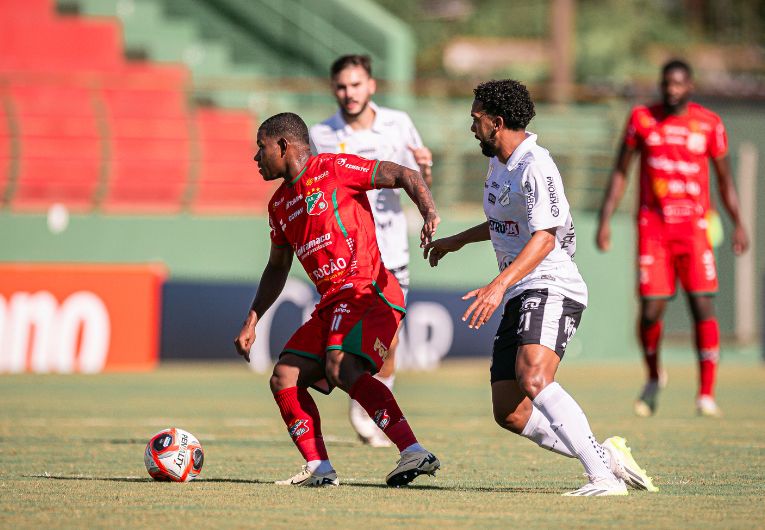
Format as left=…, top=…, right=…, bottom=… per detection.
left=375, top=161, right=440, bottom=246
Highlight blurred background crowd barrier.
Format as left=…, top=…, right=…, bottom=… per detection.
left=0, top=0, right=762, bottom=372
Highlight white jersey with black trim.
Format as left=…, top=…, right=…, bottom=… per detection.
left=309, top=102, right=423, bottom=270
left=483, top=132, right=588, bottom=306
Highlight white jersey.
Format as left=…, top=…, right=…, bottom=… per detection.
left=483, top=132, right=588, bottom=306
left=309, top=102, right=423, bottom=270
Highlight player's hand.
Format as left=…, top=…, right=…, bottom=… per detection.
left=423, top=235, right=462, bottom=267
left=596, top=221, right=611, bottom=252
left=732, top=223, right=749, bottom=255
left=420, top=212, right=440, bottom=248
left=461, top=280, right=505, bottom=330
left=234, top=311, right=258, bottom=362
left=408, top=144, right=433, bottom=168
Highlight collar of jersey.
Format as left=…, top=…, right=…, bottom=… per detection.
left=288, top=159, right=311, bottom=186
left=505, top=131, right=538, bottom=170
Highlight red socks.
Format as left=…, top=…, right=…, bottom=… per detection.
left=639, top=320, right=663, bottom=381
left=350, top=373, right=417, bottom=451
left=695, top=318, right=720, bottom=397
left=274, top=387, right=328, bottom=462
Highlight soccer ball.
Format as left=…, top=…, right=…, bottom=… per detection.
left=144, top=428, right=204, bottom=482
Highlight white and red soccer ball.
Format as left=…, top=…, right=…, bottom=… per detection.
left=144, top=428, right=204, bottom=482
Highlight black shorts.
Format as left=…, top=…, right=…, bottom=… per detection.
left=490, top=288, right=585, bottom=383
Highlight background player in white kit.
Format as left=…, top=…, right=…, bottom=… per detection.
left=425, top=79, right=656, bottom=496
left=310, top=54, right=433, bottom=447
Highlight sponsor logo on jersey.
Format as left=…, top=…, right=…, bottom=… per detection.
left=646, top=131, right=662, bottom=146
left=488, top=217, right=519, bottom=236
left=521, top=296, right=542, bottom=311
left=333, top=302, right=351, bottom=314
left=296, top=233, right=332, bottom=258
left=374, top=337, right=389, bottom=362
left=286, top=194, right=303, bottom=209
left=647, top=156, right=701, bottom=176
left=288, top=419, right=309, bottom=439
left=560, top=226, right=576, bottom=249
left=288, top=207, right=304, bottom=222
left=540, top=274, right=555, bottom=281
left=306, top=191, right=329, bottom=216
left=306, top=171, right=329, bottom=186
left=340, top=282, right=354, bottom=290
left=336, top=157, right=370, bottom=172
left=546, top=176, right=559, bottom=216
left=373, top=409, right=390, bottom=430
left=311, top=257, right=347, bottom=281
left=337, top=157, right=347, bottom=166
left=525, top=183, right=535, bottom=220
left=491, top=181, right=500, bottom=189
left=273, top=196, right=285, bottom=207
left=488, top=193, right=496, bottom=204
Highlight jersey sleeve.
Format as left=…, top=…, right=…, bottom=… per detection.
left=334, top=153, right=381, bottom=192
left=522, top=161, right=570, bottom=233
left=623, top=108, right=642, bottom=149
left=268, top=210, right=289, bottom=248
left=708, top=115, right=728, bottom=159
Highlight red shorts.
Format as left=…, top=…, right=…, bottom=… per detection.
left=280, top=287, right=404, bottom=391
left=637, top=210, right=718, bottom=299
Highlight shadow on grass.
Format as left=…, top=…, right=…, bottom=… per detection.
left=29, top=474, right=560, bottom=493
left=76, top=438, right=357, bottom=448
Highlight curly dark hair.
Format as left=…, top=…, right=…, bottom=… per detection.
left=662, top=58, right=693, bottom=79
left=259, top=112, right=310, bottom=145
left=473, top=79, right=535, bottom=130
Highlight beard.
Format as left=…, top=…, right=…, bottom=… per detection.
left=479, top=139, right=496, bottom=158
left=341, top=98, right=370, bottom=118
left=663, top=94, right=689, bottom=113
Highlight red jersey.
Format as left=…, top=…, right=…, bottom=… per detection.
left=267, top=153, right=405, bottom=311
left=624, top=102, right=727, bottom=223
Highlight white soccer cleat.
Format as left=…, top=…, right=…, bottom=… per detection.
left=275, top=465, right=339, bottom=487
left=349, top=399, right=391, bottom=447
left=634, top=380, right=660, bottom=417
left=696, top=395, right=723, bottom=417
left=603, top=436, right=659, bottom=492
left=562, top=475, right=628, bottom=497
left=385, top=449, right=440, bottom=487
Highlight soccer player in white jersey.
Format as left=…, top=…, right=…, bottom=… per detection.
left=424, top=79, right=657, bottom=496
left=310, top=55, right=433, bottom=447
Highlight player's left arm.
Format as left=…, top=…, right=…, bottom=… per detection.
left=375, top=161, right=440, bottom=247
left=711, top=155, right=749, bottom=255
left=461, top=228, right=556, bottom=329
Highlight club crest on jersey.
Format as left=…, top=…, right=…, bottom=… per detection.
left=373, top=409, right=390, bottom=430
left=498, top=183, right=512, bottom=206
left=306, top=190, right=328, bottom=216
left=288, top=419, right=310, bottom=439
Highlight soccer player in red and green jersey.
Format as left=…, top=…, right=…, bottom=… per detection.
left=596, top=59, right=749, bottom=417
left=234, top=112, right=440, bottom=487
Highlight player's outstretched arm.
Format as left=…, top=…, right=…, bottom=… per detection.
left=596, top=141, right=635, bottom=252
left=234, top=243, right=294, bottom=362
left=712, top=155, right=749, bottom=255
left=423, top=222, right=490, bottom=267
left=376, top=161, right=439, bottom=247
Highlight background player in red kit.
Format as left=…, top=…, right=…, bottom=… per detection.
left=234, top=112, right=441, bottom=487
left=596, top=59, right=749, bottom=417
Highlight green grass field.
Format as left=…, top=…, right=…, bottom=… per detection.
left=1, top=359, right=764, bottom=529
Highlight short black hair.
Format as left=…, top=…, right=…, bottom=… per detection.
left=473, top=79, right=535, bottom=131
left=259, top=112, right=310, bottom=145
left=662, top=59, right=693, bottom=78
left=330, top=54, right=372, bottom=78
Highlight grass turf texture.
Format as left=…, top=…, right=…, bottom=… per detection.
left=1, top=360, right=763, bottom=529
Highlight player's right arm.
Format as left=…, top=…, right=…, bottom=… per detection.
left=423, top=222, right=490, bottom=267
left=596, top=138, right=636, bottom=252
left=234, top=243, right=294, bottom=362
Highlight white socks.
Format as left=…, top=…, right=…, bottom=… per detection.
left=521, top=405, right=575, bottom=458
left=307, top=459, right=334, bottom=474
left=532, top=382, right=613, bottom=479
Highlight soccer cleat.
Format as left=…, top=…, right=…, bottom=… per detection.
left=275, top=465, right=339, bottom=487
left=603, top=436, right=659, bottom=492
left=385, top=449, right=440, bottom=487
left=562, top=475, right=628, bottom=497
left=696, top=395, right=723, bottom=417
left=349, top=400, right=392, bottom=447
left=634, top=380, right=660, bottom=417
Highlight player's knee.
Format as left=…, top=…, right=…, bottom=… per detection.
left=269, top=364, right=295, bottom=394
left=516, top=373, right=548, bottom=399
